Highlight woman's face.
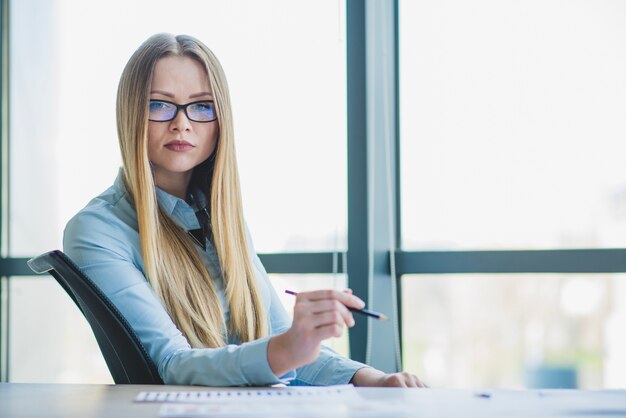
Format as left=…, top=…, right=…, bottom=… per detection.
left=148, top=55, right=218, bottom=194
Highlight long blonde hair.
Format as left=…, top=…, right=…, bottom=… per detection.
left=116, top=33, right=267, bottom=347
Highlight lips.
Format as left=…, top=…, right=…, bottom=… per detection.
left=164, top=139, right=195, bottom=152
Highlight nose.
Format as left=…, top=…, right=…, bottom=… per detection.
left=169, top=108, right=192, bottom=132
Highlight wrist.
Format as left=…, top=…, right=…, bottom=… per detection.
left=267, top=332, right=297, bottom=377
left=269, top=330, right=317, bottom=377
left=350, top=367, right=385, bottom=386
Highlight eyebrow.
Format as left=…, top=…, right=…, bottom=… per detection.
left=189, top=91, right=213, bottom=99
left=150, top=90, right=213, bottom=99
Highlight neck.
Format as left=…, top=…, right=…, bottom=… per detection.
left=153, top=171, right=192, bottom=200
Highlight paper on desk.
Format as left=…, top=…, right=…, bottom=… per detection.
left=139, top=384, right=358, bottom=403
left=155, top=385, right=408, bottom=417
left=156, top=387, right=626, bottom=418
left=159, top=401, right=408, bottom=417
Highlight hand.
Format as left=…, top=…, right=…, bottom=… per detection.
left=268, top=289, right=365, bottom=376
left=351, top=367, right=427, bottom=388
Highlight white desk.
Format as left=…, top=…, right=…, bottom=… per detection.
left=1, top=383, right=625, bottom=417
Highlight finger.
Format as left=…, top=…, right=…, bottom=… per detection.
left=293, top=297, right=352, bottom=321
left=402, top=372, right=426, bottom=388
left=310, top=299, right=355, bottom=327
left=298, top=289, right=351, bottom=302
left=308, top=299, right=349, bottom=315
left=334, top=290, right=365, bottom=309
left=343, top=288, right=353, bottom=295
left=387, top=372, right=420, bottom=388
left=297, top=289, right=365, bottom=312
left=292, top=297, right=315, bottom=317
left=312, top=311, right=347, bottom=329
left=391, top=376, right=408, bottom=388
left=313, top=322, right=345, bottom=339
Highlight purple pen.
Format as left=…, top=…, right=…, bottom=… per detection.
left=285, top=289, right=388, bottom=320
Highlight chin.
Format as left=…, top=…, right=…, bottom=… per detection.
left=162, top=159, right=202, bottom=172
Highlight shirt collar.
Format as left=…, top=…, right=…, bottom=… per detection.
left=113, top=168, right=199, bottom=226
left=156, top=187, right=185, bottom=217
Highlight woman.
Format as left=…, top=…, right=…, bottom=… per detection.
left=64, top=33, right=425, bottom=387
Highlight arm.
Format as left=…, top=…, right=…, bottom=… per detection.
left=266, top=289, right=364, bottom=376
left=250, top=250, right=368, bottom=385
left=267, top=287, right=426, bottom=387
left=250, top=244, right=426, bottom=387
left=64, top=210, right=290, bottom=386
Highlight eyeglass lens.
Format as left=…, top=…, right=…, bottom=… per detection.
left=149, top=100, right=216, bottom=122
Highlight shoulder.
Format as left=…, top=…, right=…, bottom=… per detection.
left=66, top=182, right=136, bottom=237
left=63, top=180, right=142, bottom=268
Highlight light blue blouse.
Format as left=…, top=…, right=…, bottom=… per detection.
left=63, top=171, right=367, bottom=386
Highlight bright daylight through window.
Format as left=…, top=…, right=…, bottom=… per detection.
left=399, top=0, right=626, bottom=388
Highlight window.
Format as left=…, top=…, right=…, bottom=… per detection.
left=400, top=0, right=626, bottom=251
left=399, top=0, right=626, bottom=388
left=401, top=273, right=623, bottom=388
left=6, top=0, right=623, bottom=389
left=7, top=0, right=347, bottom=382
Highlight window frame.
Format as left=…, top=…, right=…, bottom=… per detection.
left=1, top=0, right=625, bottom=382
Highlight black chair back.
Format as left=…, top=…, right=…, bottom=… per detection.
left=27, top=250, right=163, bottom=384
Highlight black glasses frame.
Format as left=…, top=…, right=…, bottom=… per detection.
left=148, top=99, right=217, bottom=123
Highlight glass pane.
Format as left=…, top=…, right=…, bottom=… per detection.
left=8, top=0, right=346, bottom=383
left=401, top=273, right=626, bottom=389
left=8, top=274, right=348, bottom=383
left=8, top=277, right=111, bottom=383
left=10, top=0, right=346, bottom=257
left=399, top=0, right=626, bottom=250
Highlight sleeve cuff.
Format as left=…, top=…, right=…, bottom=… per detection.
left=240, top=336, right=296, bottom=385
left=313, top=356, right=368, bottom=386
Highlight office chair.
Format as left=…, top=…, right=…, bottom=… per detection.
left=27, top=250, right=164, bottom=385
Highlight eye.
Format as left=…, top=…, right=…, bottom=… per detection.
left=188, top=101, right=216, bottom=121
left=148, top=100, right=177, bottom=122
left=149, top=101, right=171, bottom=111
left=191, top=102, right=215, bottom=112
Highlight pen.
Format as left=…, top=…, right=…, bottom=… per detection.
left=284, top=289, right=388, bottom=320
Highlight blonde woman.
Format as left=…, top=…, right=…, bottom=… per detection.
left=64, top=33, right=425, bottom=387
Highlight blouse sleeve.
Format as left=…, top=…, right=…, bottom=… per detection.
left=246, top=227, right=370, bottom=386
left=64, top=208, right=293, bottom=386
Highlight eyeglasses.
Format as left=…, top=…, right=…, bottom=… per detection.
left=148, top=99, right=217, bottom=123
